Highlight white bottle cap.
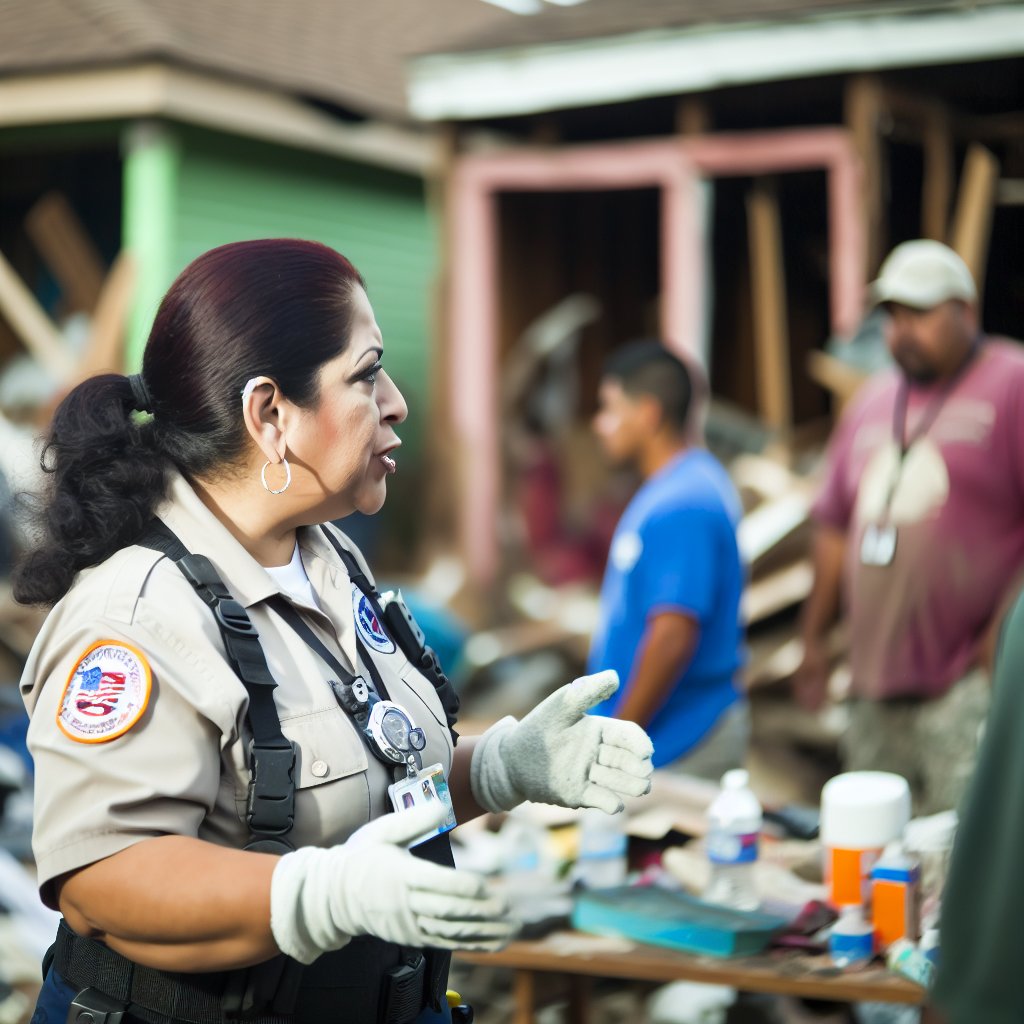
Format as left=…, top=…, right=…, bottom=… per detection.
left=821, top=771, right=910, bottom=849
left=721, top=768, right=749, bottom=790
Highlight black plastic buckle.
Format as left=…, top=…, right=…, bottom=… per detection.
left=178, top=554, right=226, bottom=594
left=215, top=598, right=260, bottom=638
left=67, top=988, right=126, bottom=1024
left=246, top=742, right=297, bottom=836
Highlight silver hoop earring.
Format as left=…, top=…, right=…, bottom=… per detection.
left=261, top=459, right=292, bottom=495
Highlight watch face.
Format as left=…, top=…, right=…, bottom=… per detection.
left=367, top=701, right=422, bottom=764
left=381, top=707, right=411, bottom=750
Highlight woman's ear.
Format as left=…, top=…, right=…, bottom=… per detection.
left=241, top=378, right=288, bottom=464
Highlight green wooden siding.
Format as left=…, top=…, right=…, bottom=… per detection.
left=122, top=121, right=181, bottom=365
left=171, top=128, right=436, bottom=465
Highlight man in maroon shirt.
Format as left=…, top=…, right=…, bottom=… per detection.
left=794, top=240, right=1024, bottom=813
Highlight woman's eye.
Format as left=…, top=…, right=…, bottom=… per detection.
left=361, top=362, right=383, bottom=384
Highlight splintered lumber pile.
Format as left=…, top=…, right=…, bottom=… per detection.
left=731, top=446, right=850, bottom=788
left=0, top=192, right=137, bottom=662
left=730, top=447, right=849, bottom=697
left=0, top=191, right=137, bottom=419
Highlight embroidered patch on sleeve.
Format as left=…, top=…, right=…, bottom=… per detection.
left=56, top=640, right=152, bottom=743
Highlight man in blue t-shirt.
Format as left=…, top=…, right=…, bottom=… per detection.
left=588, top=341, right=747, bottom=774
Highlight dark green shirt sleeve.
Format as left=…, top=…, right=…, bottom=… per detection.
left=932, top=587, right=1024, bottom=1023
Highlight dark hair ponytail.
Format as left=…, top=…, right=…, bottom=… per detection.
left=13, top=375, right=168, bottom=606
left=13, top=238, right=365, bottom=608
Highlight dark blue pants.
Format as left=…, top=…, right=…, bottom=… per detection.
left=32, top=967, right=79, bottom=1024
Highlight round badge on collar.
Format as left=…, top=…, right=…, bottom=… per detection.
left=352, top=585, right=396, bottom=654
left=57, top=640, right=152, bottom=743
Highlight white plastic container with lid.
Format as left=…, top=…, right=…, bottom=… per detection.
left=703, top=768, right=762, bottom=912
left=820, top=771, right=910, bottom=908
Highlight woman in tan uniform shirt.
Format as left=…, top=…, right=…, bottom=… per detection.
left=16, top=239, right=655, bottom=1024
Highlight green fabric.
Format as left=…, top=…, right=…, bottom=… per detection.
left=932, top=587, right=1024, bottom=1022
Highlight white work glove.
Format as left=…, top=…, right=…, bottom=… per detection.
left=270, top=802, right=515, bottom=964
left=470, top=669, right=655, bottom=814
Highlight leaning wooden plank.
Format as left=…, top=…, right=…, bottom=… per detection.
left=25, top=191, right=106, bottom=314
left=0, top=249, right=75, bottom=381
left=921, top=105, right=954, bottom=241
left=807, top=350, right=869, bottom=414
left=74, top=251, right=137, bottom=382
left=742, top=559, right=814, bottom=625
left=747, top=180, right=792, bottom=434
left=844, top=74, right=886, bottom=275
left=729, top=453, right=803, bottom=505
left=738, top=492, right=811, bottom=570
left=949, top=143, right=1000, bottom=300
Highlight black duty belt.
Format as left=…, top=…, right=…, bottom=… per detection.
left=53, top=921, right=431, bottom=1024
left=53, top=919, right=283, bottom=1024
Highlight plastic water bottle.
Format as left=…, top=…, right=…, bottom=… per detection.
left=576, top=808, right=628, bottom=889
left=703, top=768, right=762, bottom=911
left=499, top=811, right=556, bottom=924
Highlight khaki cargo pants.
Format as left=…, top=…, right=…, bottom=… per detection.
left=841, top=666, right=990, bottom=816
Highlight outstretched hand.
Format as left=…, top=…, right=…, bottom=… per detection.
left=470, top=670, right=655, bottom=814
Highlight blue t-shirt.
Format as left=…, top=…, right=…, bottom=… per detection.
left=587, top=448, right=746, bottom=767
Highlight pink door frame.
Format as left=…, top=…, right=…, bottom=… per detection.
left=448, top=128, right=865, bottom=586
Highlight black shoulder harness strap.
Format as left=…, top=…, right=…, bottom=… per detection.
left=138, top=520, right=296, bottom=855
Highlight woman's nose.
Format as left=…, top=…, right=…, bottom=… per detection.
left=378, top=370, right=408, bottom=424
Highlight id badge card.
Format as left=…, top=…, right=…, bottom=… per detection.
left=388, top=762, right=458, bottom=846
left=860, top=523, right=897, bottom=566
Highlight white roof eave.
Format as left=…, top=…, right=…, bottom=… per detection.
left=407, top=5, right=1024, bottom=121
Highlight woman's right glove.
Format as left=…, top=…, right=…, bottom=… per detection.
left=270, top=803, right=514, bottom=964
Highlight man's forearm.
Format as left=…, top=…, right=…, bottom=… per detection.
left=800, top=524, right=846, bottom=645
left=615, top=612, right=699, bottom=728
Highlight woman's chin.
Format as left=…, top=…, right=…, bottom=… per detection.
left=354, top=486, right=388, bottom=517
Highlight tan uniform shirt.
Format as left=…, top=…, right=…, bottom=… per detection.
left=20, top=472, right=454, bottom=906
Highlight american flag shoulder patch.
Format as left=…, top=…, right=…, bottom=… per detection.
left=57, top=640, right=152, bottom=743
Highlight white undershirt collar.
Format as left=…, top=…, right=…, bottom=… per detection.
left=265, top=543, right=320, bottom=610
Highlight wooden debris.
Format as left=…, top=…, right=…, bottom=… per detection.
left=742, top=559, right=814, bottom=626
left=747, top=179, right=792, bottom=434
left=949, top=142, right=1000, bottom=299
left=73, top=251, right=137, bottom=382
left=25, top=191, right=107, bottom=315
left=807, top=350, right=869, bottom=414
left=0, top=248, right=75, bottom=382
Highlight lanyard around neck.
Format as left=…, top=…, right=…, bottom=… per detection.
left=266, top=594, right=391, bottom=702
left=891, top=339, right=981, bottom=456
left=880, top=340, right=981, bottom=518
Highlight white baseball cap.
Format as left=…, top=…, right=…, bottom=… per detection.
left=870, top=239, right=977, bottom=309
